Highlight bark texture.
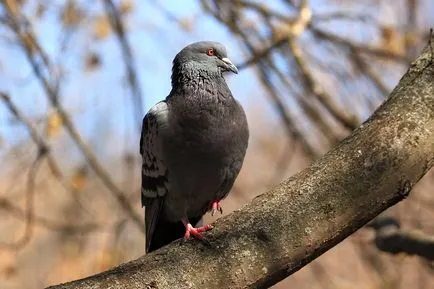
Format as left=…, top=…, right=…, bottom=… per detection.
left=47, top=37, right=434, bottom=289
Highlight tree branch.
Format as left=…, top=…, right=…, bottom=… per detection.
left=368, top=215, right=434, bottom=261
left=103, top=0, right=144, bottom=131
left=287, top=35, right=359, bottom=130
left=0, top=196, right=102, bottom=234
left=1, top=1, right=144, bottom=233
left=47, top=35, right=434, bottom=289
left=0, top=150, right=43, bottom=250
left=0, top=92, right=91, bottom=213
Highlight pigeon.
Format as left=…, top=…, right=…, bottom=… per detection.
left=140, top=41, right=249, bottom=253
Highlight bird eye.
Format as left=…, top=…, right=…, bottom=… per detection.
left=207, top=48, right=215, bottom=56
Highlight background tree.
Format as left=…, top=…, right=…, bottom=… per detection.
left=0, top=1, right=433, bottom=289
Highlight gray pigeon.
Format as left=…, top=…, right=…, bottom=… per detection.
left=140, top=41, right=249, bottom=252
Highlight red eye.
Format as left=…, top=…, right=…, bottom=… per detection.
left=207, top=48, right=215, bottom=56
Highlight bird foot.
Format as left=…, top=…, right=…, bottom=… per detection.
left=183, top=223, right=213, bottom=242
left=211, top=201, right=223, bottom=216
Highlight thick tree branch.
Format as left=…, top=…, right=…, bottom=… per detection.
left=47, top=36, right=434, bottom=289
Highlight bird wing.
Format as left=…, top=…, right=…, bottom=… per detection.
left=140, top=101, right=169, bottom=252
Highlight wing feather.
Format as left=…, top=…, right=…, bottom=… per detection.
left=140, top=101, right=169, bottom=251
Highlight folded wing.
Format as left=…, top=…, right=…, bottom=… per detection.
left=139, top=101, right=169, bottom=252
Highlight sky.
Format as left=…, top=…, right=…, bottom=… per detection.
left=0, top=0, right=433, bottom=166
left=0, top=0, right=270, bottom=164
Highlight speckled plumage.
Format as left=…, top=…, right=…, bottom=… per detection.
left=140, top=41, right=249, bottom=252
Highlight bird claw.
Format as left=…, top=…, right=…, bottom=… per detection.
left=211, top=201, right=223, bottom=216
left=183, top=223, right=213, bottom=245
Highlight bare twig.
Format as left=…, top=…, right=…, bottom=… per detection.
left=266, top=137, right=297, bottom=187
left=310, top=26, right=412, bottom=64
left=0, top=150, right=43, bottom=250
left=203, top=0, right=353, bottom=154
left=350, top=50, right=390, bottom=97
left=313, top=12, right=375, bottom=23
left=0, top=92, right=91, bottom=214
left=0, top=196, right=102, bottom=234
left=236, top=0, right=311, bottom=70
left=237, top=38, right=286, bottom=70
left=257, top=62, right=317, bottom=158
left=287, top=35, right=359, bottom=130
left=202, top=0, right=320, bottom=158
left=238, top=23, right=411, bottom=71
left=2, top=0, right=144, bottom=233
left=1, top=1, right=144, bottom=233
left=103, top=0, right=144, bottom=131
left=368, top=215, right=434, bottom=261
left=310, top=261, right=336, bottom=289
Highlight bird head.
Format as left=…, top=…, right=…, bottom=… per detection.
left=172, top=41, right=238, bottom=76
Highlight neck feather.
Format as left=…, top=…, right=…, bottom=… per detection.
left=170, top=63, right=232, bottom=100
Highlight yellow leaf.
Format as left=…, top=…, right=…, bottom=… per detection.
left=179, top=17, right=194, bottom=32
left=93, top=15, right=112, bottom=40
left=120, top=0, right=134, bottom=15
left=47, top=111, right=63, bottom=137
left=0, top=251, right=17, bottom=279
left=61, top=0, right=82, bottom=28
left=70, top=166, right=88, bottom=192
left=380, top=25, right=404, bottom=56
left=404, top=31, right=419, bottom=48
left=98, top=250, right=120, bottom=271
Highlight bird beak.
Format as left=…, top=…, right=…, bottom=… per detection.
left=221, top=57, right=238, bottom=74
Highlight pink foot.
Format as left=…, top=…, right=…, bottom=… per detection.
left=182, top=217, right=213, bottom=243
left=211, top=201, right=223, bottom=216
left=183, top=223, right=213, bottom=241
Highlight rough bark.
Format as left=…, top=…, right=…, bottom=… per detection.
left=47, top=37, right=434, bottom=289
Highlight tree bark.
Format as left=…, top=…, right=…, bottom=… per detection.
left=47, top=36, right=434, bottom=289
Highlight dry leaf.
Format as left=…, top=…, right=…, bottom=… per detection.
left=380, top=25, right=404, bottom=56
left=179, top=17, right=194, bottom=32
left=0, top=251, right=16, bottom=279
left=47, top=111, right=63, bottom=137
left=61, top=0, right=82, bottom=28
left=119, top=0, right=134, bottom=15
left=97, top=250, right=123, bottom=271
left=36, top=2, right=47, bottom=19
left=93, top=15, right=112, bottom=40
left=404, top=31, right=419, bottom=48
left=84, top=52, right=102, bottom=71
left=70, top=166, right=88, bottom=192
left=3, top=265, right=17, bottom=279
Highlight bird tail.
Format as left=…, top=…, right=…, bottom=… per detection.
left=146, top=216, right=203, bottom=253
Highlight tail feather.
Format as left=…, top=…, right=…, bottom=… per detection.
left=147, top=216, right=202, bottom=253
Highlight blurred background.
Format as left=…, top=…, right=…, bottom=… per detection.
left=0, top=0, right=433, bottom=288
